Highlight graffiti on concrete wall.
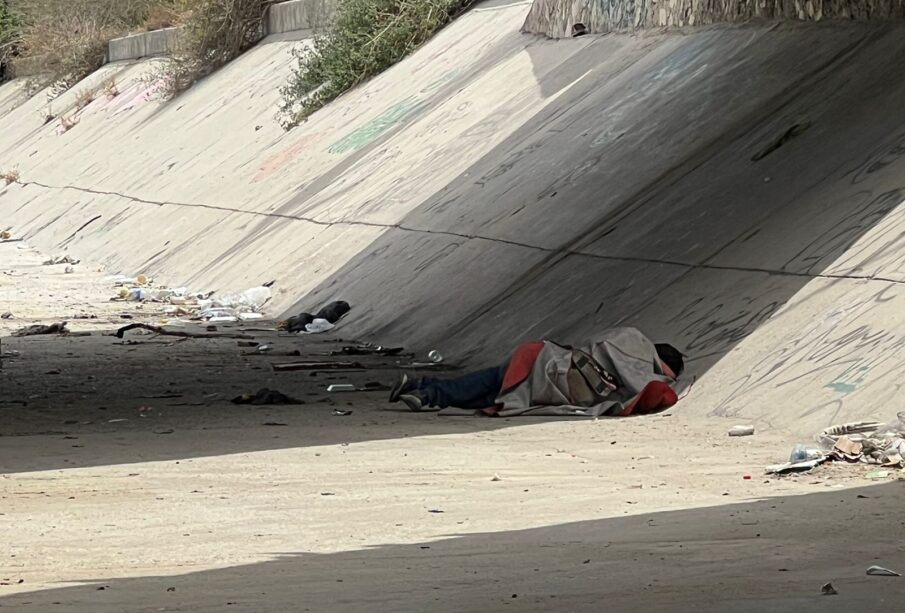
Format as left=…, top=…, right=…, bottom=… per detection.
left=254, top=132, right=324, bottom=183
left=667, top=296, right=781, bottom=356
left=328, top=96, right=427, bottom=155
left=326, top=70, right=459, bottom=155
left=782, top=189, right=905, bottom=277
left=708, top=283, right=905, bottom=423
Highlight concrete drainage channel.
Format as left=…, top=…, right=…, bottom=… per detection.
left=4, top=2, right=905, bottom=608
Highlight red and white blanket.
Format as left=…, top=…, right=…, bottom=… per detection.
left=485, top=327, right=682, bottom=417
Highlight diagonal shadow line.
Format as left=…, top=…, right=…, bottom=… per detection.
left=439, top=29, right=884, bottom=333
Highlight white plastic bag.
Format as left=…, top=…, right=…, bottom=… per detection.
left=304, top=318, right=334, bottom=334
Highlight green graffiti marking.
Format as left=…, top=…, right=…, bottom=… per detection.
left=327, top=69, right=460, bottom=155
left=329, top=96, right=426, bottom=155
left=825, top=382, right=857, bottom=394
left=825, top=364, right=870, bottom=394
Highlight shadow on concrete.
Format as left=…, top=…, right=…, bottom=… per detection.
left=0, top=330, right=524, bottom=473
left=5, top=24, right=905, bottom=473
left=3, top=480, right=904, bottom=611
left=286, top=22, right=905, bottom=373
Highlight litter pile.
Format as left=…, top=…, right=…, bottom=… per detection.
left=279, top=300, right=350, bottom=334
left=109, top=275, right=273, bottom=322
left=106, top=275, right=353, bottom=332
left=818, top=416, right=905, bottom=466
left=767, top=413, right=905, bottom=474
left=194, top=285, right=272, bottom=322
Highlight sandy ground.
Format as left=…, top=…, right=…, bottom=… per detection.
left=2, top=239, right=905, bottom=612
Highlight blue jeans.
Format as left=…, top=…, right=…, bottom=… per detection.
left=419, top=365, right=508, bottom=409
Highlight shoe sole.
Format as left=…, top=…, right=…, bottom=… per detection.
left=399, top=394, right=424, bottom=412
left=388, top=373, right=410, bottom=403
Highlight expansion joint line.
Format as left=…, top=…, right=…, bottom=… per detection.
left=15, top=179, right=905, bottom=286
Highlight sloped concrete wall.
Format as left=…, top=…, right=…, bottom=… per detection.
left=3, top=3, right=905, bottom=434
left=0, top=78, right=32, bottom=117
left=523, top=0, right=905, bottom=37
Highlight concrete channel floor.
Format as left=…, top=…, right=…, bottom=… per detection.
left=2, top=241, right=905, bottom=612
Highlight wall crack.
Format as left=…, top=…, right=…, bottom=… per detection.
left=15, top=178, right=905, bottom=287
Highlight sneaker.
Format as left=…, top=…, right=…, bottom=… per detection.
left=389, top=373, right=418, bottom=403
left=399, top=391, right=427, bottom=412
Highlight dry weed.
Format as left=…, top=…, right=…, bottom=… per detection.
left=142, top=4, right=180, bottom=31
left=10, top=1, right=181, bottom=93
left=155, top=0, right=269, bottom=98
left=59, top=114, right=79, bottom=132
left=102, top=77, right=119, bottom=98
left=1, top=168, right=20, bottom=185
left=39, top=104, right=55, bottom=124
left=74, top=87, right=95, bottom=109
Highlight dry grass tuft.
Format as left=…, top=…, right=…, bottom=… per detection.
left=39, top=104, right=55, bottom=124
left=59, top=114, right=79, bottom=132
left=9, top=1, right=180, bottom=95
left=74, top=87, right=95, bottom=109
left=141, top=4, right=181, bottom=31
left=1, top=168, right=20, bottom=185
left=102, top=77, right=119, bottom=98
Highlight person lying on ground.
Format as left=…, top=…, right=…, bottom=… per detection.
left=389, top=327, right=686, bottom=417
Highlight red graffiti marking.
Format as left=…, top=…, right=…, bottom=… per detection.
left=253, top=132, right=324, bottom=183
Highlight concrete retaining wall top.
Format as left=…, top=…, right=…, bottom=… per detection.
left=106, top=0, right=334, bottom=63
left=267, top=0, right=335, bottom=33
left=108, top=28, right=180, bottom=63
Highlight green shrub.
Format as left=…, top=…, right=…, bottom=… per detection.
left=279, top=0, right=471, bottom=129
left=0, top=0, right=20, bottom=81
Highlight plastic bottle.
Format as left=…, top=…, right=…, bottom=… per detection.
left=790, top=444, right=823, bottom=463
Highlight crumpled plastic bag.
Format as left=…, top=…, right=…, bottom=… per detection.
left=304, top=318, right=334, bottom=334
left=199, top=285, right=272, bottom=321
